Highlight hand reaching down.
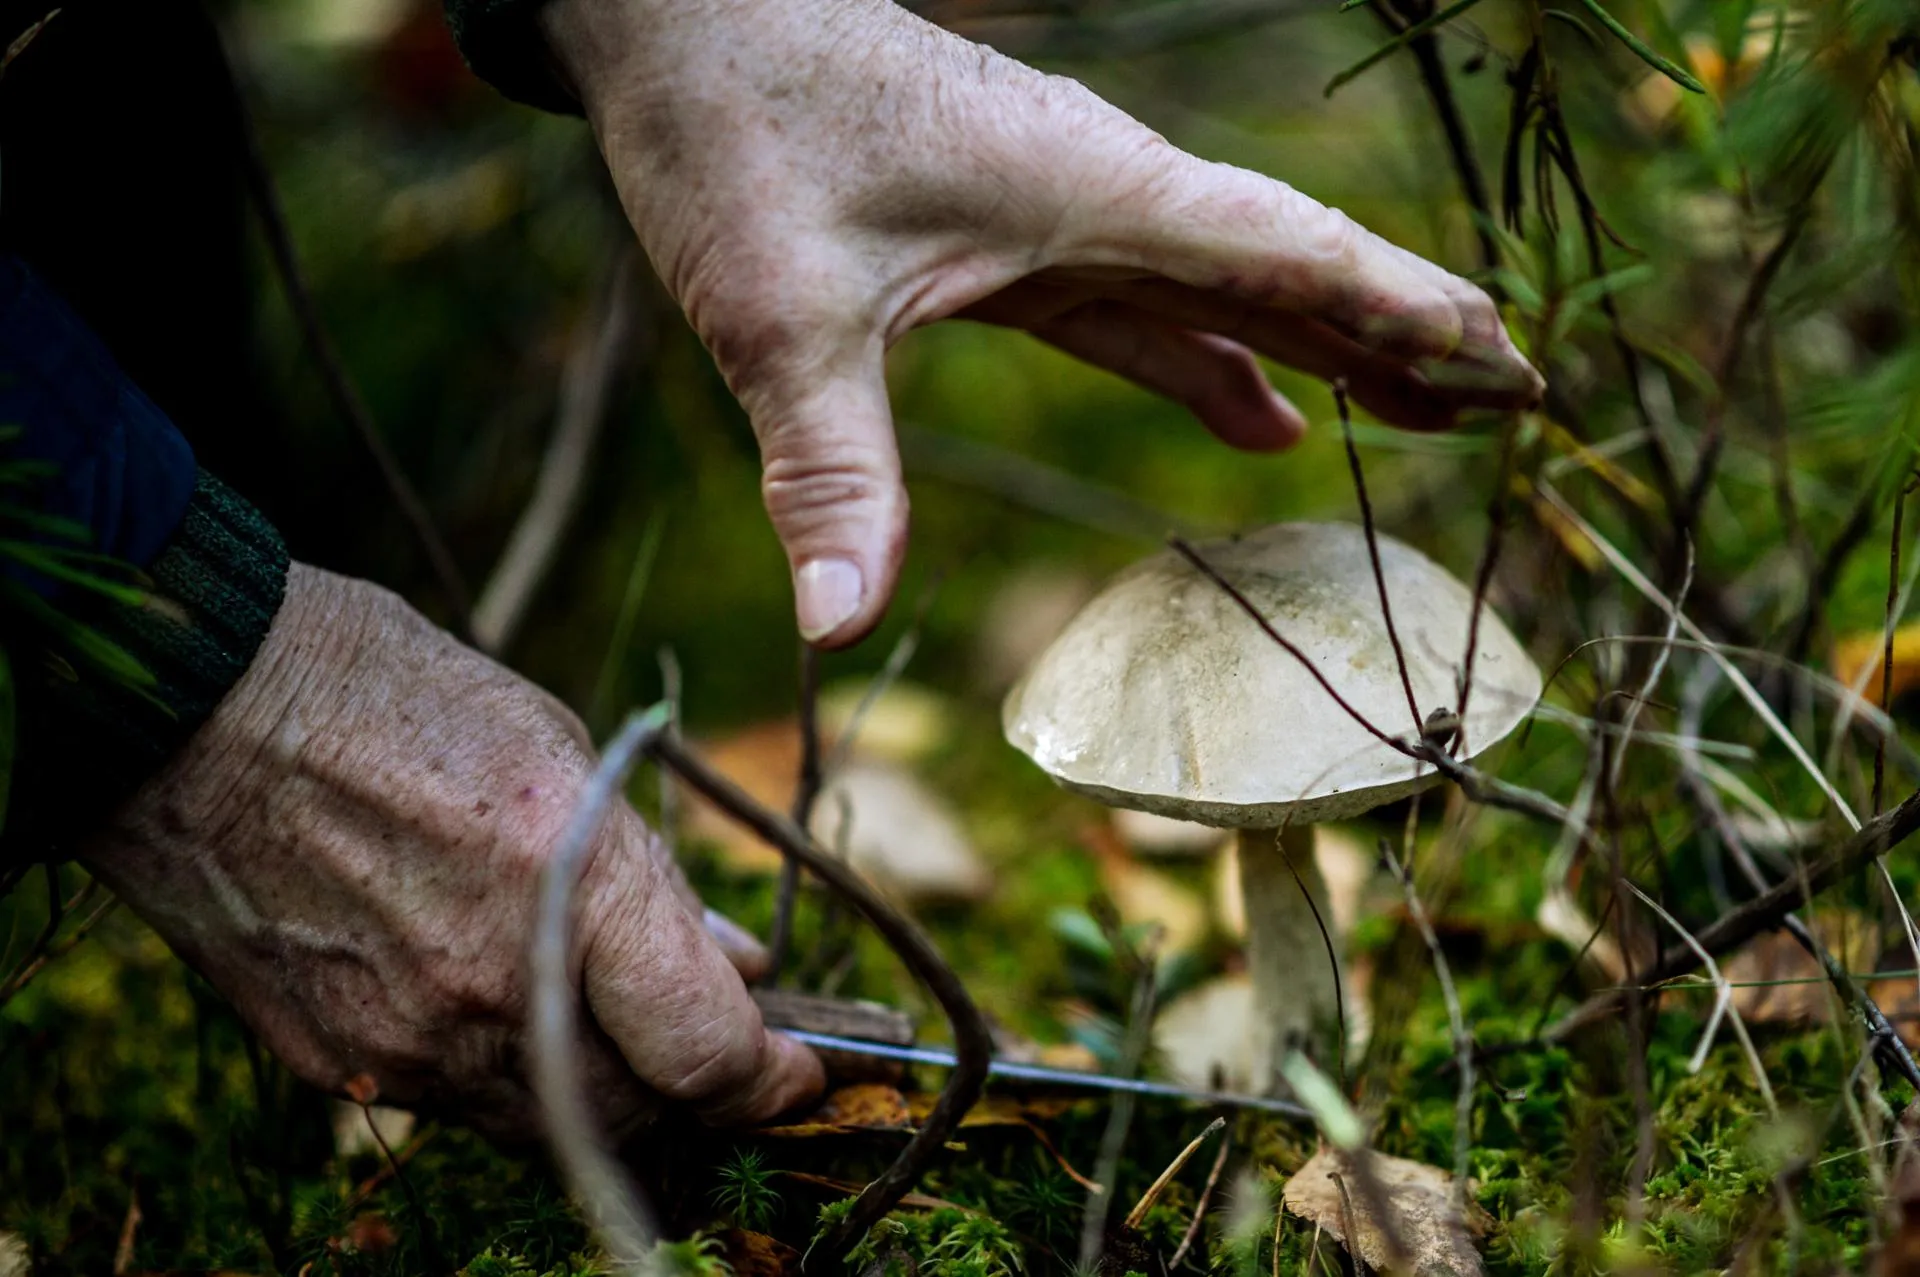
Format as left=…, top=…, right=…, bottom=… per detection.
left=79, top=563, right=825, bottom=1139
left=539, top=0, right=1544, bottom=647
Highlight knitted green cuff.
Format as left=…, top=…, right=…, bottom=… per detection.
left=3, top=470, right=289, bottom=861
left=444, top=0, right=582, bottom=114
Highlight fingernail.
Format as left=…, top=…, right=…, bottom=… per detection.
left=795, top=558, right=864, bottom=642
left=704, top=908, right=767, bottom=964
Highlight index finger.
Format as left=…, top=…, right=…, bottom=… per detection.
left=1052, top=130, right=1540, bottom=398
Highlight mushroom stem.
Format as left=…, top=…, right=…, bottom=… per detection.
left=1239, top=823, right=1341, bottom=1094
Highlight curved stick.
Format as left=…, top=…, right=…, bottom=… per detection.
left=530, top=706, right=672, bottom=1274
left=648, top=733, right=993, bottom=1270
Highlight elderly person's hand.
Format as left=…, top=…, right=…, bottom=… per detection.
left=79, top=564, right=825, bottom=1139
left=539, top=0, right=1542, bottom=648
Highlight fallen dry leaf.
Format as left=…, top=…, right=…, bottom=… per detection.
left=718, top=1230, right=801, bottom=1277
left=905, top=1092, right=1096, bottom=1188
left=682, top=720, right=800, bottom=874
left=1283, top=1149, right=1490, bottom=1277
left=816, top=762, right=992, bottom=902
left=1721, top=911, right=1888, bottom=1026
left=1083, top=821, right=1208, bottom=953
left=1877, top=1102, right=1920, bottom=1276
left=818, top=679, right=954, bottom=764
left=760, top=1085, right=1093, bottom=1185
left=759, top=1083, right=914, bottom=1137
left=0, top=1233, right=25, bottom=1277
left=682, top=725, right=990, bottom=902
left=1833, top=624, right=1920, bottom=710
left=1113, top=809, right=1229, bottom=857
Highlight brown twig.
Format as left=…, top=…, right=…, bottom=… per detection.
left=1166, top=1122, right=1233, bottom=1270
left=767, top=642, right=824, bottom=983
left=1681, top=198, right=1822, bottom=533
left=528, top=708, right=668, bottom=1270
left=221, top=47, right=473, bottom=635
left=647, top=732, right=992, bottom=1270
left=0, top=878, right=116, bottom=1007
left=1538, top=97, right=1684, bottom=524
left=1124, top=1116, right=1227, bottom=1233
left=1275, top=823, right=1351, bottom=1086
left=1878, top=474, right=1920, bottom=814
left=472, top=247, right=641, bottom=656
left=1381, top=843, right=1475, bottom=1215
left=1676, top=666, right=1920, bottom=1090
left=355, top=1093, right=442, bottom=1274
left=1378, top=0, right=1499, bottom=272
left=1454, top=410, right=1521, bottom=757
left=1539, top=788, right=1920, bottom=1045
left=1079, top=930, right=1160, bottom=1270
left=1784, top=459, right=1896, bottom=665
left=1329, top=1171, right=1376, bottom=1277
left=1336, top=383, right=1424, bottom=735
left=1168, top=537, right=1416, bottom=756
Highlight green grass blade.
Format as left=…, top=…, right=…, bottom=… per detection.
left=1576, top=0, right=1706, bottom=92
left=1324, top=0, right=1488, bottom=96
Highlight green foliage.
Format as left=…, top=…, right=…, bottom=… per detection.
left=10, top=0, right=1920, bottom=1272
left=711, top=1147, right=782, bottom=1233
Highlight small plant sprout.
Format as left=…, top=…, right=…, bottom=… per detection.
left=1003, top=523, right=1540, bottom=1091
left=711, top=1147, right=781, bottom=1233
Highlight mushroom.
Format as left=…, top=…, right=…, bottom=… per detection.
left=1003, top=522, right=1540, bottom=1091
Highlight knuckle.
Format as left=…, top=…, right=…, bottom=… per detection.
left=758, top=443, right=903, bottom=535
left=648, top=1014, right=767, bottom=1105
left=1282, top=189, right=1362, bottom=271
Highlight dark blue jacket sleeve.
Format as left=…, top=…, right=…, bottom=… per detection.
left=0, top=254, right=197, bottom=576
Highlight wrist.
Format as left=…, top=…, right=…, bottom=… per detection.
left=537, top=0, right=890, bottom=128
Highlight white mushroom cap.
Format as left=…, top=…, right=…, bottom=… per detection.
left=1002, top=522, right=1541, bottom=826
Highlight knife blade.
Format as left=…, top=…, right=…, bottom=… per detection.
left=780, top=1029, right=1312, bottom=1119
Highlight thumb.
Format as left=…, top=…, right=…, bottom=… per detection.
left=745, top=351, right=907, bottom=649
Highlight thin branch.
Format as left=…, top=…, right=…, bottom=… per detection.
left=1676, top=671, right=1920, bottom=1091
left=0, top=891, right=116, bottom=1006
left=1539, top=788, right=1920, bottom=1045
left=1168, top=537, right=1415, bottom=756
left=1382, top=842, right=1476, bottom=1215
left=1080, top=940, right=1159, bottom=1269
left=222, top=48, right=473, bottom=635
left=1379, top=0, right=1499, bottom=272
left=1622, top=882, right=1777, bottom=1113
left=1124, top=1116, right=1227, bottom=1233
left=1454, top=409, right=1521, bottom=757
left=1167, top=1122, right=1233, bottom=1270
left=1681, top=196, right=1825, bottom=532
left=1878, top=475, right=1920, bottom=814
left=1537, top=481, right=1861, bottom=830
left=1337, top=383, right=1424, bottom=735
left=648, top=732, right=993, bottom=1268
left=767, top=643, right=823, bottom=983
left=528, top=707, right=669, bottom=1273
left=473, top=248, right=641, bottom=655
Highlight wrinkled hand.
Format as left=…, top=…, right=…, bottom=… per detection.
left=79, top=564, right=824, bottom=1139
left=541, top=0, right=1543, bottom=647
